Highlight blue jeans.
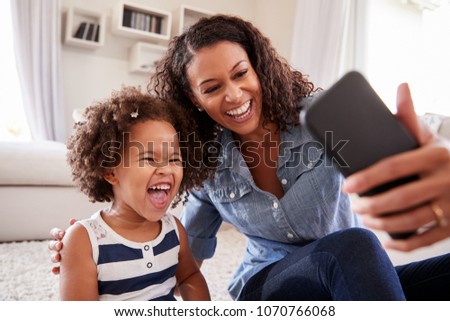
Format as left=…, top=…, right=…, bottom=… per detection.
left=237, top=228, right=450, bottom=300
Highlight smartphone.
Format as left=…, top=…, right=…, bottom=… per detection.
left=304, top=71, right=419, bottom=239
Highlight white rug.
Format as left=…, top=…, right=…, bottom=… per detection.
left=0, top=226, right=246, bottom=301
left=1, top=226, right=449, bottom=301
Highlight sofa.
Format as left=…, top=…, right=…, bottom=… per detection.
left=0, top=140, right=105, bottom=242
left=0, top=114, right=449, bottom=243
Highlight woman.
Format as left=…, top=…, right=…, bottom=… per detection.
left=51, top=15, right=450, bottom=300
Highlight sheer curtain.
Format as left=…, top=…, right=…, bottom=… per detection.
left=290, top=0, right=368, bottom=89
left=10, top=0, right=66, bottom=142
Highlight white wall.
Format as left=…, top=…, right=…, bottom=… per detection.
left=366, top=0, right=423, bottom=111
left=365, top=0, right=450, bottom=117
left=61, top=0, right=297, bottom=138
left=252, top=0, right=297, bottom=60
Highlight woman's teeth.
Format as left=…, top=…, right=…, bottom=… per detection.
left=226, top=101, right=251, bottom=118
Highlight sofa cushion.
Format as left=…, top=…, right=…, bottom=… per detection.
left=0, top=140, right=74, bottom=186
left=422, top=113, right=450, bottom=140
left=439, top=117, right=450, bottom=139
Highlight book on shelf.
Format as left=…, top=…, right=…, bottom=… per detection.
left=74, top=22, right=88, bottom=39
left=135, top=12, right=143, bottom=30
left=122, top=10, right=163, bottom=34
left=130, top=11, right=136, bottom=29
left=156, top=16, right=162, bottom=34
left=86, top=23, right=95, bottom=40
left=123, top=8, right=132, bottom=27
left=144, top=14, right=151, bottom=32
left=94, top=24, right=100, bottom=42
left=152, top=16, right=162, bottom=34
left=73, top=22, right=99, bottom=41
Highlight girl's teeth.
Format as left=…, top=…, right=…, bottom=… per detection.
left=149, top=184, right=170, bottom=190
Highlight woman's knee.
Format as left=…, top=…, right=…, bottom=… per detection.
left=338, top=227, right=380, bottom=244
left=319, top=228, right=384, bottom=259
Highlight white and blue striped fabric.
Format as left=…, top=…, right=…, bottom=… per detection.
left=77, top=210, right=180, bottom=301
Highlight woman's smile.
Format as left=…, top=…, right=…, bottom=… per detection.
left=225, top=99, right=255, bottom=122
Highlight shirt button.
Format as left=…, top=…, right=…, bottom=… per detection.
left=147, top=262, right=153, bottom=269
left=144, top=245, right=150, bottom=251
left=281, top=178, right=288, bottom=185
left=229, top=192, right=236, bottom=199
left=307, top=162, right=314, bottom=169
left=273, top=201, right=279, bottom=209
left=287, top=232, right=294, bottom=239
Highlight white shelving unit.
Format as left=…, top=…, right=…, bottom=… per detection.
left=64, top=7, right=106, bottom=49
left=111, top=1, right=172, bottom=42
left=128, top=42, right=167, bottom=73
left=173, top=5, right=214, bottom=36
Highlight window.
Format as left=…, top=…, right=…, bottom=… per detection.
left=366, top=0, right=450, bottom=116
left=0, top=1, right=31, bottom=141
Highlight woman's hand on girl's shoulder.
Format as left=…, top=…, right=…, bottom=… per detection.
left=48, top=218, right=77, bottom=274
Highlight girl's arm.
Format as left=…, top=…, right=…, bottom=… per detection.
left=59, top=223, right=99, bottom=300
left=174, top=218, right=211, bottom=301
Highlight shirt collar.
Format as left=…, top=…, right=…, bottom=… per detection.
left=216, top=129, right=244, bottom=172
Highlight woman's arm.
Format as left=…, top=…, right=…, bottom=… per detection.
left=174, top=218, right=211, bottom=301
left=59, top=223, right=99, bottom=300
left=344, top=83, right=450, bottom=251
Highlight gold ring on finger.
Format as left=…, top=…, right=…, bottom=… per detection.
left=430, top=203, right=448, bottom=228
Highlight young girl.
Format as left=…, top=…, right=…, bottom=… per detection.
left=59, top=86, right=210, bottom=301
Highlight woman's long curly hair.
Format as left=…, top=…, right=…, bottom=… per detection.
left=66, top=86, right=205, bottom=206
left=149, top=14, right=317, bottom=171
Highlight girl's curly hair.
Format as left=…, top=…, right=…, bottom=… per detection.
left=149, top=14, right=318, bottom=171
left=66, top=86, right=206, bottom=206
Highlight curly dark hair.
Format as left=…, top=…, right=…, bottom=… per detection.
left=149, top=14, right=318, bottom=169
left=66, top=86, right=206, bottom=206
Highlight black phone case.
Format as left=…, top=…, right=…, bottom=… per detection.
left=304, top=71, right=419, bottom=239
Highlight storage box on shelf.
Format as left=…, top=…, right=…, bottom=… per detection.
left=172, top=4, right=214, bottom=36
left=111, top=1, right=172, bottom=42
left=128, top=42, right=167, bottom=73
left=64, top=6, right=106, bottom=49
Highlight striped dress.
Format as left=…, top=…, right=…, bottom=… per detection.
left=77, top=210, right=180, bottom=300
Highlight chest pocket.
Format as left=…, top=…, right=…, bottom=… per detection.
left=209, top=182, right=253, bottom=204
left=284, top=142, right=324, bottom=180
left=286, top=143, right=342, bottom=209
left=207, top=181, right=256, bottom=229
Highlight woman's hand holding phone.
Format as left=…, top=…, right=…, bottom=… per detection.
left=343, top=83, right=450, bottom=251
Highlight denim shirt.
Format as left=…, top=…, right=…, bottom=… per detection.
left=181, top=97, right=360, bottom=300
